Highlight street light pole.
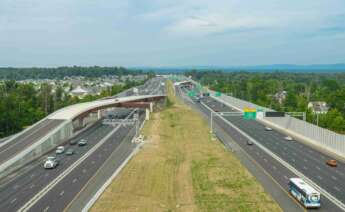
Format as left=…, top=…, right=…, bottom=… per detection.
left=210, top=111, right=213, bottom=134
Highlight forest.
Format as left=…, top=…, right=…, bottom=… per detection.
left=0, top=66, right=150, bottom=80
left=186, top=71, right=345, bottom=134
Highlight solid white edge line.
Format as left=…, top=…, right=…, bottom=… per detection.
left=200, top=101, right=345, bottom=211
left=82, top=100, right=149, bottom=211
left=18, top=110, right=136, bottom=212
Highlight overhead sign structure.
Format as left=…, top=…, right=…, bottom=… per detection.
left=243, top=108, right=257, bottom=120
left=265, top=111, right=285, bottom=117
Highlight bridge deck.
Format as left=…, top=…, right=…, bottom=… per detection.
left=0, top=119, right=64, bottom=165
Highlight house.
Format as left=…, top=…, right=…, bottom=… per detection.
left=308, top=101, right=329, bottom=114
left=274, top=91, right=287, bottom=104
left=70, top=86, right=89, bottom=98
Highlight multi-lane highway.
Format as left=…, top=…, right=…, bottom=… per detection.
left=0, top=76, right=166, bottom=212
left=0, top=119, right=64, bottom=165
left=178, top=85, right=345, bottom=212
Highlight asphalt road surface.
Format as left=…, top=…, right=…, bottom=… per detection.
left=179, top=86, right=344, bottom=212
left=0, top=119, right=64, bottom=165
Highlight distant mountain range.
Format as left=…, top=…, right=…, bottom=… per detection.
left=134, top=64, right=345, bottom=73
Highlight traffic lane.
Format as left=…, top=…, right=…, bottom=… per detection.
left=180, top=89, right=341, bottom=211
left=203, top=96, right=345, bottom=175
left=203, top=98, right=345, bottom=204
left=203, top=98, right=345, bottom=200
left=0, top=119, right=51, bottom=152
left=0, top=119, right=65, bottom=164
left=0, top=124, right=114, bottom=211
left=227, top=117, right=345, bottom=202
left=193, top=97, right=341, bottom=212
left=28, top=125, right=134, bottom=212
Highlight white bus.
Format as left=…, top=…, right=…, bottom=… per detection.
left=288, top=178, right=321, bottom=208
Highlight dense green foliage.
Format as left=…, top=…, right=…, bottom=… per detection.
left=186, top=71, right=345, bottom=133
left=0, top=66, right=148, bottom=80
left=0, top=80, right=145, bottom=138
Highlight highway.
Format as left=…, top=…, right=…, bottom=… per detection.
left=0, top=119, right=64, bottom=165
left=178, top=86, right=345, bottom=212
left=0, top=108, right=132, bottom=209
left=0, top=76, right=166, bottom=212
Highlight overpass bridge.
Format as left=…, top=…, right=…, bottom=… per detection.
left=0, top=92, right=166, bottom=179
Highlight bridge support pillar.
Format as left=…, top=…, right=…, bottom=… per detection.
left=97, top=110, right=101, bottom=119
left=150, top=102, right=153, bottom=112
left=146, top=108, right=150, bottom=120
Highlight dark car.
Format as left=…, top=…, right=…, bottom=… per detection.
left=78, top=139, right=87, bottom=146
left=65, top=148, right=75, bottom=155
left=70, top=140, right=78, bottom=145
left=246, top=140, right=253, bottom=145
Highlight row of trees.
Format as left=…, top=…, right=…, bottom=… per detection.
left=0, top=66, right=153, bottom=80
left=186, top=71, right=345, bottom=133
left=0, top=79, right=145, bottom=138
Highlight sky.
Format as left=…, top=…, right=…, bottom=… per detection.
left=1, top=0, right=345, bottom=67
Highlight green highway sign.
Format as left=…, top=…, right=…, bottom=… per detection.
left=243, top=108, right=256, bottom=120
left=188, top=91, right=196, bottom=97
left=215, top=92, right=222, bottom=97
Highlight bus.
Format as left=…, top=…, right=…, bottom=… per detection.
left=288, top=178, right=321, bottom=208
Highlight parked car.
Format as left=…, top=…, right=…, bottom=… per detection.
left=65, top=148, right=75, bottom=155
left=284, top=136, right=293, bottom=141
left=44, top=157, right=59, bottom=169
left=55, top=146, right=65, bottom=154
left=78, top=139, right=87, bottom=146
left=326, top=159, right=337, bottom=167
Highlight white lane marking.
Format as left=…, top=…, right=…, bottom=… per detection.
left=203, top=98, right=345, bottom=210
left=18, top=110, right=136, bottom=212
left=316, top=166, right=321, bottom=170
left=43, top=206, right=49, bottom=212
left=11, top=198, right=17, bottom=204
left=284, top=175, right=288, bottom=180
left=272, top=166, right=277, bottom=170
left=263, top=158, right=267, bottom=163
left=60, top=190, right=64, bottom=196
left=30, top=174, right=35, bottom=178
left=317, top=175, right=323, bottom=180
left=72, top=178, right=77, bottom=183
left=30, top=184, right=35, bottom=189
left=332, top=176, right=337, bottom=181
left=303, top=166, right=308, bottom=170
left=291, top=158, right=295, bottom=162
left=303, top=159, right=308, bottom=162
left=334, top=186, right=341, bottom=192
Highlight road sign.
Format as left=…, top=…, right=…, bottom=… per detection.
left=243, top=108, right=256, bottom=120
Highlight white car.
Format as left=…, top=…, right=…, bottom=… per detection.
left=44, top=157, right=59, bottom=169
left=56, top=146, right=65, bottom=154
left=265, top=127, right=273, bottom=131
left=284, top=136, right=293, bottom=141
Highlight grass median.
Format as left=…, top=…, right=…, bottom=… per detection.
left=91, top=81, right=281, bottom=212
